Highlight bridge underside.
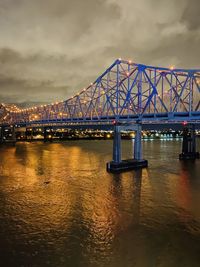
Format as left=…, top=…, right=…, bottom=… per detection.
left=21, top=123, right=200, bottom=132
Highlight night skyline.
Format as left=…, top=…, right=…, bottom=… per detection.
left=0, top=0, right=199, bottom=105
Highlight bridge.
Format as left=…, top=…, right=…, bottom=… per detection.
left=0, top=59, right=200, bottom=171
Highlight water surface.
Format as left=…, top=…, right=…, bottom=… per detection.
left=0, top=139, right=200, bottom=267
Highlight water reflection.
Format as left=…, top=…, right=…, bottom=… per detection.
left=0, top=140, right=199, bottom=266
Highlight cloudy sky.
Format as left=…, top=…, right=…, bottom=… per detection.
left=0, top=0, right=199, bottom=106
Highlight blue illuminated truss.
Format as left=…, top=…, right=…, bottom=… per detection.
left=0, top=59, right=200, bottom=126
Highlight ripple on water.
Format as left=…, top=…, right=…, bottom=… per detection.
left=0, top=140, right=200, bottom=267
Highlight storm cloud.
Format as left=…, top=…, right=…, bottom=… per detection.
left=0, top=0, right=199, bottom=105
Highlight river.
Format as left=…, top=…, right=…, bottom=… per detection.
left=0, top=139, right=200, bottom=267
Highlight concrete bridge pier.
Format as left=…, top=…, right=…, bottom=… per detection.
left=107, top=124, right=148, bottom=173
left=25, top=128, right=29, bottom=141
left=0, top=125, right=16, bottom=145
left=112, top=126, right=121, bottom=163
left=179, top=125, right=199, bottom=159
left=11, top=126, right=16, bottom=143
left=44, top=127, right=53, bottom=142
left=0, top=126, right=5, bottom=143
left=133, top=124, right=142, bottom=160
left=24, top=127, right=34, bottom=141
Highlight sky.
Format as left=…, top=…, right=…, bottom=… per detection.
left=0, top=0, right=199, bottom=106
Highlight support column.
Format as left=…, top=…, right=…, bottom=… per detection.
left=107, top=123, right=148, bottom=173
left=0, top=126, right=5, bottom=143
left=134, top=125, right=142, bottom=160
left=44, top=127, right=53, bottom=142
left=112, top=126, right=121, bottom=163
left=11, top=126, right=16, bottom=142
left=181, top=128, right=189, bottom=154
left=179, top=125, right=199, bottom=159
left=191, top=125, right=197, bottom=154
left=25, top=128, right=28, bottom=141
left=0, top=126, right=16, bottom=145
left=44, top=126, right=48, bottom=142
left=25, top=127, right=33, bottom=141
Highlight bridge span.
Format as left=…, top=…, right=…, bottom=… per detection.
left=0, top=59, right=200, bottom=171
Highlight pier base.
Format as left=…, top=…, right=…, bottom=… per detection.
left=107, top=124, right=148, bottom=173
left=0, top=126, right=5, bottom=143
left=0, top=126, right=16, bottom=145
left=179, top=126, right=199, bottom=160
left=44, top=127, right=53, bottom=142
left=107, top=159, right=148, bottom=173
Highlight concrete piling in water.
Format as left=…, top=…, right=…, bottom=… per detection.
left=112, top=126, right=121, bottom=163
left=107, top=123, right=148, bottom=173
left=179, top=125, right=199, bottom=160
left=44, top=126, right=53, bottom=142
left=0, top=125, right=16, bottom=145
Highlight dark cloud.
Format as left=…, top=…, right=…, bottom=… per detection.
left=181, top=0, right=200, bottom=30
left=0, top=72, right=70, bottom=103
left=0, top=0, right=199, bottom=104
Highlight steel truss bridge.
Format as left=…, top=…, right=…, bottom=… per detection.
left=0, top=58, right=200, bottom=127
